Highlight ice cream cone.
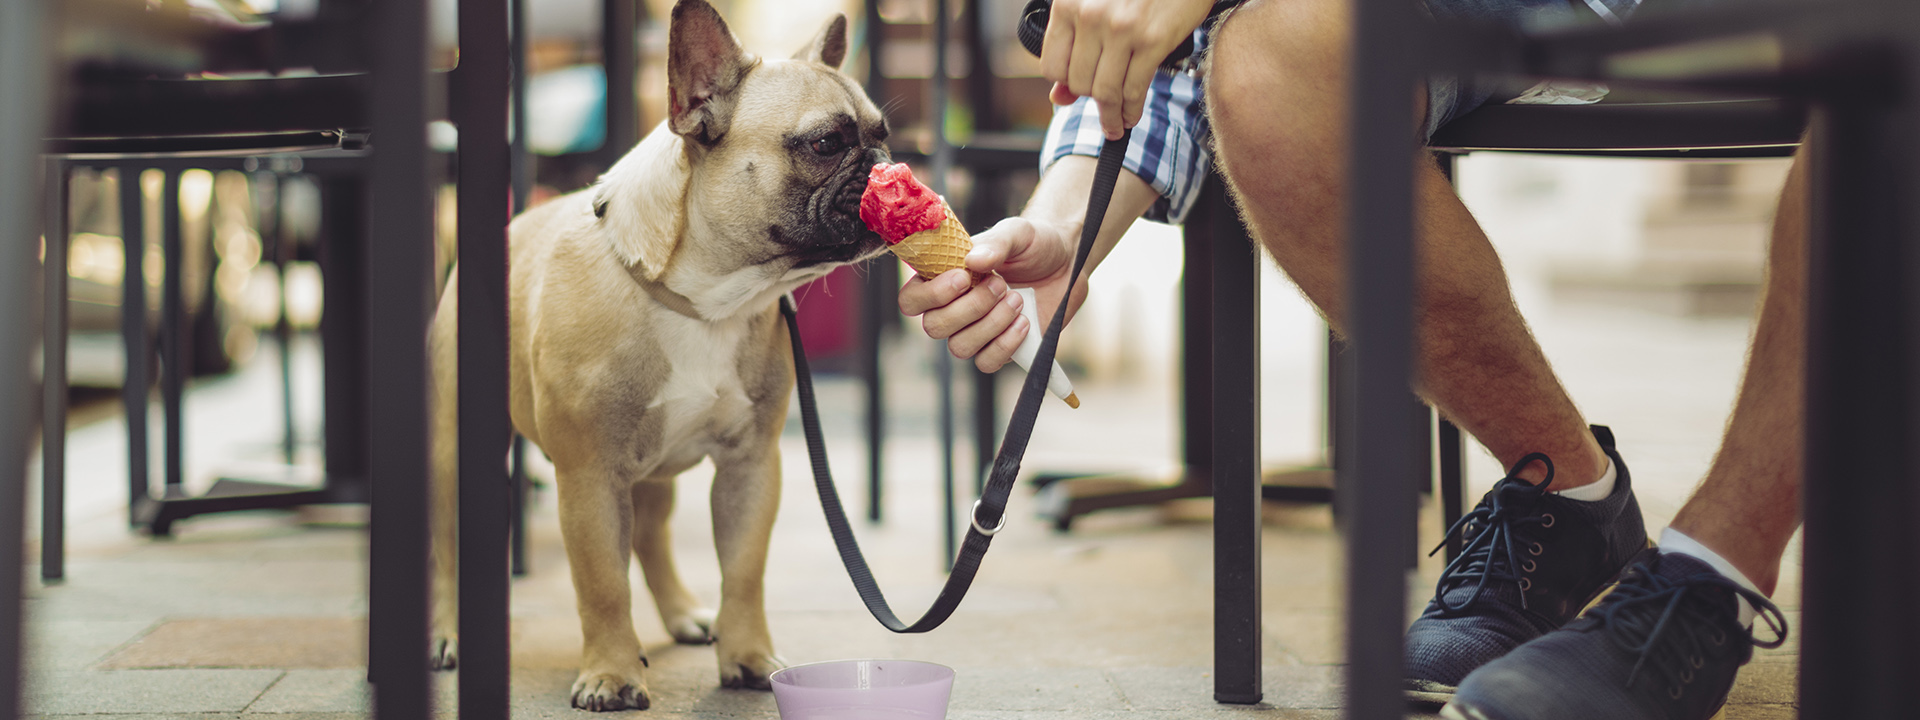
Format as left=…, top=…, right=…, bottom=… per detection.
left=889, top=208, right=982, bottom=282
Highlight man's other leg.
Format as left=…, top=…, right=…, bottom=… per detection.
left=1668, top=148, right=1810, bottom=595
left=1206, top=0, right=1603, bottom=488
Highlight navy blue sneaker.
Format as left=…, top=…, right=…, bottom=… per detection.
left=1440, top=549, right=1788, bottom=720
left=1404, top=426, right=1650, bottom=706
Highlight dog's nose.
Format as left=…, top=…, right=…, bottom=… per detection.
left=864, top=147, right=891, bottom=168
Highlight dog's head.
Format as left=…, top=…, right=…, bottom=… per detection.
left=592, top=0, right=892, bottom=315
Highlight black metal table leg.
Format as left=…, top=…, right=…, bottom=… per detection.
left=365, top=0, right=435, bottom=714
left=254, top=170, right=297, bottom=467
left=861, top=258, right=895, bottom=523
left=1344, top=0, right=1422, bottom=718
left=862, top=0, right=890, bottom=525
left=316, top=170, right=370, bottom=497
left=1433, top=153, right=1466, bottom=563
left=972, top=367, right=996, bottom=496
left=42, top=158, right=67, bottom=582
left=1210, top=175, right=1263, bottom=704
left=510, top=435, right=530, bottom=577
left=1801, top=22, right=1920, bottom=713
left=456, top=0, right=515, bottom=714
left=595, top=0, right=639, bottom=171
left=159, top=169, right=187, bottom=505
left=120, top=166, right=151, bottom=527
left=508, top=0, right=533, bottom=580
left=2, top=0, right=51, bottom=711
left=1438, top=418, right=1465, bottom=562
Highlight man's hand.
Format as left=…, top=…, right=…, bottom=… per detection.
left=1041, top=0, right=1214, bottom=140
left=898, top=216, right=1088, bottom=373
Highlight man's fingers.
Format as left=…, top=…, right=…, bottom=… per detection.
left=1050, top=81, right=1079, bottom=106
left=1090, top=45, right=1133, bottom=140
left=1120, top=51, right=1160, bottom=129
left=1039, top=1, right=1074, bottom=84
left=919, top=274, right=1007, bottom=340
left=974, top=314, right=1030, bottom=373
left=1065, top=24, right=1102, bottom=102
left=947, top=287, right=1025, bottom=362
left=897, top=269, right=975, bottom=317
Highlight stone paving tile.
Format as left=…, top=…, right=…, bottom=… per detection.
left=244, top=669, right=367, bottom=713
left=1262, top=610, right=1343, bottom=666
left=1725, top=705, right=1799, bottom=720
left=23, top=619, right=156, bottom=670
left=27, top=668, right=283, bottom=715
left=103, top=618, right=364, bottom=669
left=1102, top=665, right=1343, bottom=711
left=945, top=667, right=1123, bottom=711
left=1728, top=661, right=1799, bottom=706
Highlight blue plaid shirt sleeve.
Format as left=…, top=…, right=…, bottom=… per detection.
left=1039, top=31, right=1213, bottom=225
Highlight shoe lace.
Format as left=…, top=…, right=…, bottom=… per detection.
left=1592, top=560, right=1789, bottom=698
left=1428, top=453, right=1557, bottom=613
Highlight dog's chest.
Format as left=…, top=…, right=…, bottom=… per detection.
left=645, top=316, right=759, bottom=458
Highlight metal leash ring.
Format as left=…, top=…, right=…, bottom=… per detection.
left=970, top=500, right=1009, bottom=537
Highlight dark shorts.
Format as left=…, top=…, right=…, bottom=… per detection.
left=1423, top=0, right=1644, bottom=135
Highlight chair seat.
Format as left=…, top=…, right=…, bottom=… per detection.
left=1430, top=88, right=1807, bottom=158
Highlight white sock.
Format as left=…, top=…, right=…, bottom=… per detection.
left=1551, top=458, right=1615, bottom=502
left=1659, top=527, right=1761, bottom=628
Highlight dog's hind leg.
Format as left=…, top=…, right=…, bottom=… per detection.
left=632, top=477, right=718, bottom=645
left=558, top=464, right=653, bottom=711
left=428, top=271, right=461, bottom=671
left=709, top=443, right=784, bottom=690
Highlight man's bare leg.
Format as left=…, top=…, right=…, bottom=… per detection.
left=1668, top=150, right=1810, bottom=596
left=1206, top=0, right=1604, bottom=487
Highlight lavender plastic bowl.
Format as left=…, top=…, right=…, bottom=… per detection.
left=769, top=659, right=955, bottom=720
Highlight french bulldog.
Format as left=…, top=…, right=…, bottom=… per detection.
left=426, top=0, right=892, bottom=710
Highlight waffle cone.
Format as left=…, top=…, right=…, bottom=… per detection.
left=889, top=208, right=981, bottom=282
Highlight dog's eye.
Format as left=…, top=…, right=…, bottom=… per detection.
left=810, top=135, right=847, bottom=156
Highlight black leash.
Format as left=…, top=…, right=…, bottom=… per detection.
left=779, top=0, right=1239, bottom=633
left=779, top=134, right=1125, bottom=632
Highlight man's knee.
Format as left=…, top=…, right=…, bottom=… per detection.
left=1206, top=0, right=1351, bottom=250
left=1206, top=0, right=1349, bottom=131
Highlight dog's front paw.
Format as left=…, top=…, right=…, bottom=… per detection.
left=430, top=634, right=458, bottom=671
left=717, top=647, right=784, bottom=690
left=666, top=608, right=717, bottom=645
left=571, top=670, right=651, bottom=711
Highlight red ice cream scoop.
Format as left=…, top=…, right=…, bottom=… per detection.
left=859, top=163, right=947, bottom=245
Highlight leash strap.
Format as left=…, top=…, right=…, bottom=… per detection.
left=780, top=131, right=1130, bottom=632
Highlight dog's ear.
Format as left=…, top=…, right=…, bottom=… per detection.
left=668, top=0, right=754, bottom=145
left=594, top=127, right=689, bottom=280
left=793, top=14, right=848, bottom=69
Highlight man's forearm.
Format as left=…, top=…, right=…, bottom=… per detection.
left=1022, top=155, right=1164, bottom=280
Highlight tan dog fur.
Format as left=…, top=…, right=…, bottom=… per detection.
left=426, top=1, right=891, bottom=710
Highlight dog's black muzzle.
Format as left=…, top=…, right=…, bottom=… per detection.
left=786, top=146, right=892, bottom=267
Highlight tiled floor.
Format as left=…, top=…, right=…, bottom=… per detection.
left=23, top=259, right=1801, bottom=717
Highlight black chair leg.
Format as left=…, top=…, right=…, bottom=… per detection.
left=42, top=158, right=68, bottom=583
left=1439, top=418, right=1465, bottom=562
left=1210, top=174, right=1263, bottom=705
left=119, top=166, right=151, bottom=527
left=159, top=169, right=187, bottom=507
left=510, top=435, right=529, bottom=577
